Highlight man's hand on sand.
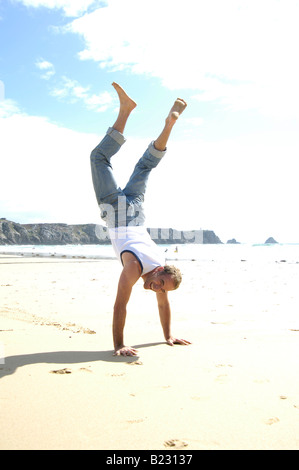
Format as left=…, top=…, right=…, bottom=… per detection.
left=166, top=336, right=191, bottom=347
left=114, top=345, right=138, bottom=356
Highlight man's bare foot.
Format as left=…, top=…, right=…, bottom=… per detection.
left=166, top=98, right=187, bottom=126
left=112, top=82, right=137, bottom=112
left=111, top=82, right=137, bottom=133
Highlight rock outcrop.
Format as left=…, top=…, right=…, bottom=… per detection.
left=0, top=219, right=109, bottom=245
left=0, top=218, right=222, bottom=245
left=265, top=237, right=278, bottom=244
left=227, top=238, right=240, bottom=244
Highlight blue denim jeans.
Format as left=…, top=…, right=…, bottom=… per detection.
left=90, top=127, right=166, bottom=228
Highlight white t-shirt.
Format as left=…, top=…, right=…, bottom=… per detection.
left=109, top=226, right=165, bottom=275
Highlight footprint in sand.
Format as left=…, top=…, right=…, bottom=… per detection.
left=215, top=374, right=229, bottom=384
left=79, top=367, right=93, bottom=373
left=164, top=439, right=188, bottom=449
left=50, top=368, right=72, bottom=374
left=265, top=417, right=280, bottom=425
left=191, top=396, right=202, bottom=401
left=127, top=418, right=146, bottom=424
left=254, top=379, right=270, bottom=384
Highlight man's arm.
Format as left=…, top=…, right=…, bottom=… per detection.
left=156, top=292, right=191, bottom=347
left=113, top=258, right=141, bottom=356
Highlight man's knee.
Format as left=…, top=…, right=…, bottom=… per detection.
left=90, top=146, right=111, bottom=169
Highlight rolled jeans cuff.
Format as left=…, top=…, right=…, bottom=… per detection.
left=107, top=127, right=126, bottom=146
left=148, top=141, right=167, bottom=159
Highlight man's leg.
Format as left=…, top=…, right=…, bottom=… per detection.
left=154, top=97, right=187, bottom=150
left=90, top=83, right=137, bottom=220
left=90, top=128, right=124, bottom=206
left=123, top=98, right=187, bottom=202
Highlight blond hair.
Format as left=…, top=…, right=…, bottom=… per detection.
left=161, top=265, right=182, bottom=290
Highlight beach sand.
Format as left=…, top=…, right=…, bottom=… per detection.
left=1, top=254, right=299, bottom=450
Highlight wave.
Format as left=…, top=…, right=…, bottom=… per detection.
left=1, top=243, right=299, bottom=264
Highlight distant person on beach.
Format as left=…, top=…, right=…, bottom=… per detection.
left=90, top=83, right=191, bottom=356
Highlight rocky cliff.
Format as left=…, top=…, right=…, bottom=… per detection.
left=0, top=219, right=222, bottom=245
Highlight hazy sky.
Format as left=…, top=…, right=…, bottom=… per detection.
left=1, top=0, right=299, bottom=243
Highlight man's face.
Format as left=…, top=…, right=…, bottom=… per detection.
left=143, top=271, right=175, bottom=293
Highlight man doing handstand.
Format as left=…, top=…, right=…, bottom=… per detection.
left=90, top=83, right=191, bottom=356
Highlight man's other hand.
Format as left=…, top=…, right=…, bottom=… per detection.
left=166, top=336, right=191, bottom=347
left=113, top=346, right=138, bottom=356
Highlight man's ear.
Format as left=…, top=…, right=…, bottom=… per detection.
left=155, top=266, right=164, bottom=273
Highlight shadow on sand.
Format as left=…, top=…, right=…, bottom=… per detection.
left=0, top=342, right=165, bottom=379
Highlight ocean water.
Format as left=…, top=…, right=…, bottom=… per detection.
left=1, top=242, right=299, bottom=264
